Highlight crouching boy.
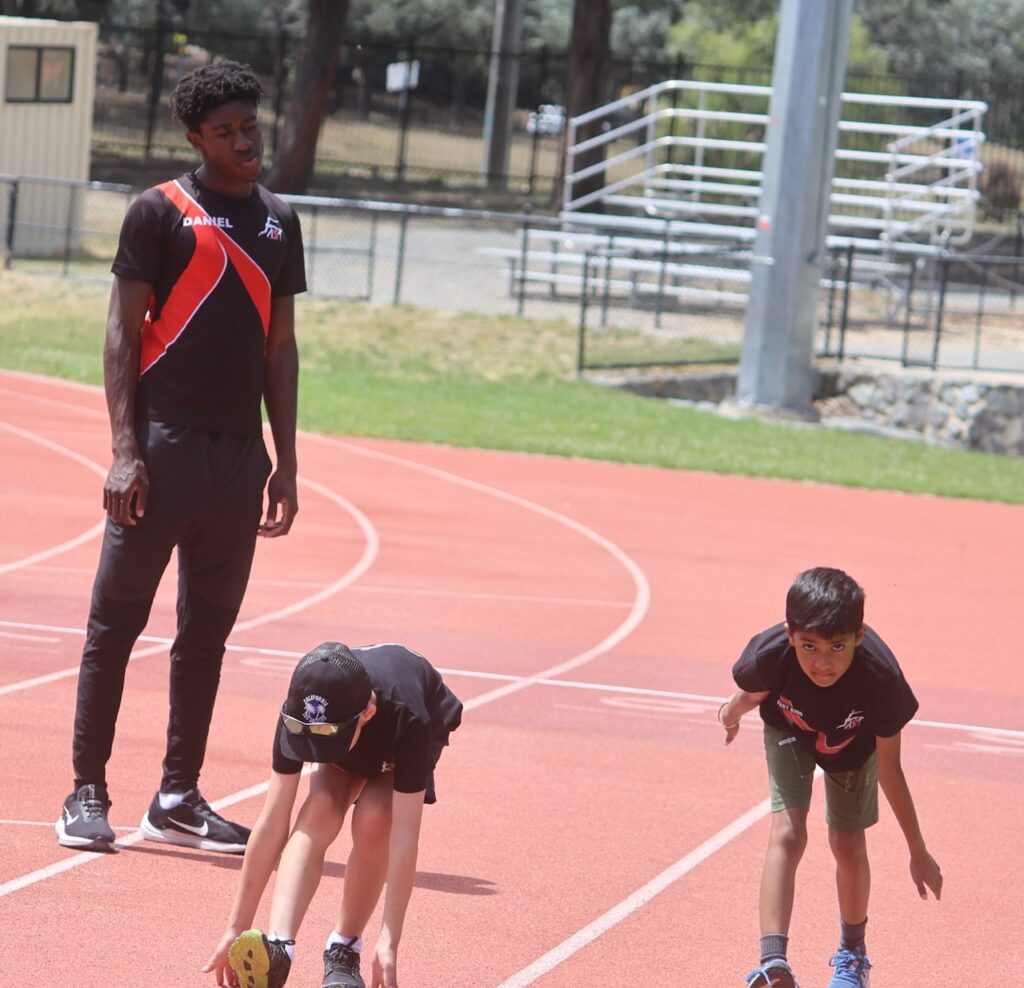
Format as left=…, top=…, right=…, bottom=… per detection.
left=203, top=641, right=463, bottom=988
left=719, top=567, right=942, bottom=988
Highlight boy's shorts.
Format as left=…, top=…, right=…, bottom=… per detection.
left=763, top=724, right=878, bottom=832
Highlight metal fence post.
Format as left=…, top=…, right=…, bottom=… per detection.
left=527, top=46, right=548, bottom=196
left=576, top=250, right=593, bottom=377
left=144, top=17, right=167, bottom=159
left=393, top=213, right=409, bottom=305
left=62, top=184, right=78, bottom=277
left=655, top=217, right=671, bottom=329
left=899, top=257, right=918, bottom=366
left=838, top=242, right=855, bottom=361
left=973, top=260, right=988, bottom=369
left=930, top=257, right=950, bottom=370
left=396, top=39, right=416, bottom=183
left=516, top=203, right=532, bottom=315
left=4, top=179, right=18, bottom=267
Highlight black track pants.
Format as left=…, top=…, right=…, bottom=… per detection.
left=71, top=419, right=271, bottom=793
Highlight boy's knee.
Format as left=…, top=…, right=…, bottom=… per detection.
left=770, top=810, right=808, bottom=855
left=351, top=795, right=392, bottom=851
left=828, top=826, right=867, bottom=861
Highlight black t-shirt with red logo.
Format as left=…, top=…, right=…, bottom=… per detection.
left=111, top=173, right=306, bottom=435
left=732, top=623, right=919, bottom=771
left=272, top=644, right=464, bottom=796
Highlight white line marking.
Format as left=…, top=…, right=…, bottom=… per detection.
left=302, top=433, right=650, bottom=712
left=497, top=797, right=775, bottom=987
left=0, top=478, right=379, bottom=699
left=0, top=630, right=59, bottom=643
left=0, top=420, right=107, bottom=575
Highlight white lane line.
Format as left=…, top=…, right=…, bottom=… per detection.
left=0, top=477, right=378, bottom=699
left=0, top=420, right=107, bottom=576
left=2, top=619, right=1022, bottom=741
left=302, top=433, right=651, bottom=713
left=497, top=797, right=776, bottom=988
left=0, top=778, right=287, bottom=899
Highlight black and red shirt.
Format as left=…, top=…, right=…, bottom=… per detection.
left=111, top=173, right=306, bottom=435
left=272, top=643, right=464, bottom=795
left=732, top=623, right=919, bottom=770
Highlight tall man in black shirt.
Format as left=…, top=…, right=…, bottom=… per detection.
left=56, top=61, right=306, bottom=854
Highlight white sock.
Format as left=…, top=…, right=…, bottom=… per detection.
left=268, top=936, right=295, bottom=961
left=326, top=931, right=362, bottom=954
left=158, top=791, right=185, bottom=810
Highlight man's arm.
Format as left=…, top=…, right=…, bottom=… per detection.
left=372, top=789, right=425, bottom=988
left=202, top=770, right=301, bottom=984
left=260, top=294, right=299, bottom=538
left=876, top=731, right=943, bottom=900
left=102, top=276, right=152, bottom=525
left=718, top=688, right=770, bottom=744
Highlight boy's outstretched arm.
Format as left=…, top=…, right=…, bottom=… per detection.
left=372, top=789, right=426, bottom=988
left=718, top=689, right=770, bottom=744
left=876, top=732, right=943, bottom=901
left=203, top=771, right=302, bottom=985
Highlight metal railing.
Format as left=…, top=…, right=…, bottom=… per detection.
left=562, top=79, right=986, bottom=251
left=4, top=175, right=1023, bottom=376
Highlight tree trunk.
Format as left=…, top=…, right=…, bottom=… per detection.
left=265, top=0, right=348, bottom=194
left=558, top=0, right=612, bottom=211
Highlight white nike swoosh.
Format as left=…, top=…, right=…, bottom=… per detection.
left=64, top=810, right=79, bottom=825
left=173, top=819, right=209, bottom=836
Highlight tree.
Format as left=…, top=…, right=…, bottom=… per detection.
left=560, top=0, right=612, bottom=209
left=264, top=0, right=348, bottom=194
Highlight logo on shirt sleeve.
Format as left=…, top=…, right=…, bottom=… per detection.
left=258, top=215, right=284, bottom=241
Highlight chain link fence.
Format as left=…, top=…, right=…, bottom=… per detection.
left=4, top=175, right=1024, bottom=376
left=81, top=20, right=1024, bottom=221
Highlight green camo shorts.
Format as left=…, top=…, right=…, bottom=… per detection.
left=763, top=724, right=878, bottom=832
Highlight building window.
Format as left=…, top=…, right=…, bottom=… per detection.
left=5, top=45, right=75, bottom=103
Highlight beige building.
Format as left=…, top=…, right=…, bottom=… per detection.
left=1, top=16, right=98, bottom=256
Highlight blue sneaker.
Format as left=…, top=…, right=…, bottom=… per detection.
left=746, top=959, right=799, bottom=988
left=828, top=946, right=872, bottom=987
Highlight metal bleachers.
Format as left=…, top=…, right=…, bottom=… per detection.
left=496, top=79, right=988, bottom=313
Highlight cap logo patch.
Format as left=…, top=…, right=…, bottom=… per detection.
left=303, top=694, right=329, bottom=722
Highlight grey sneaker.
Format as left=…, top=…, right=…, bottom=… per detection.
left=747, top=959, right=800, bottom=988
left=229, top=929, right=293, bottom=988
left=322, top=942, right=365, bottom=988
left=56, top=784, right=115, bottom=851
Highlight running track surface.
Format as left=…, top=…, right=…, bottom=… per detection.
left=0, top=369, right=1021, bottom=987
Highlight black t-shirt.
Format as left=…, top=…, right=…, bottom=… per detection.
left=111, top=173, right=306, bottom=435
left=272, top=644, right=464, bottom=794
left=732, top=623, right=919, bottom=770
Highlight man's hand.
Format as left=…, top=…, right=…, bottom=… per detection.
left=910, top=849, right=943, bottom=900
left=103, top=453, right=148, bottom=525
left=372, top=943, right=399, bottom=988
left=258, top=469, right=297, bottom=537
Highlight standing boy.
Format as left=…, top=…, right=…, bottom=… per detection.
left=719, top=567, right=942, bottom=988
left=56, top=61, right=305, bottom=853
left=203, top=641, right=463, bottom=988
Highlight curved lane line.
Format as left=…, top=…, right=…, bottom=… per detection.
left=301, top=432, right=651, bottom=712
left=0, top=475, right=379, bottom=698
left=0, top=420, right=106, bottom=576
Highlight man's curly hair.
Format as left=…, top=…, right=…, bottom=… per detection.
left=169, top=60, right=264, bottom=132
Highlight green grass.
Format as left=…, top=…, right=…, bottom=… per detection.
left=3, top=269, right=1024, bottom=503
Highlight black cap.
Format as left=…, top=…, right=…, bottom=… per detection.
left=277, top=642, right=372, bottom=763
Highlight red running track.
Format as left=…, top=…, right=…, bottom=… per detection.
left=0, top=369, right=1021, bottom=986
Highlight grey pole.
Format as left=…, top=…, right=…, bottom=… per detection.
left=735, top=0, right=853, bottom=414
left=482, top=0, right=525, bottom=188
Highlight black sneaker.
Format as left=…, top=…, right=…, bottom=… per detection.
left=139, top=788, right=250, bottom=853
left=322, top=942, right=365, bottom=988
left=229, top=929, right=293, bottom=988
left=55, top=784, right=116, bottom=851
